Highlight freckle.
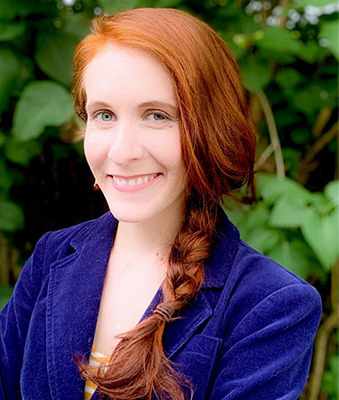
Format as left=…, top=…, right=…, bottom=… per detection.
left=156, top=252, right=159, bottom=257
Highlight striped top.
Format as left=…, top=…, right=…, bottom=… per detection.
left=84, top=346, right=110, bottom=400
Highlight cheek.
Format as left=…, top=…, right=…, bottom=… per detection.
left=165, top=138, right=183, bottom=178
left=83, top=132, right=105, bottom=171
left=150, top=131, right=183, bottom=174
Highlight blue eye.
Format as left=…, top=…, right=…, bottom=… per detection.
left=152, top=113, right=166, bottom=120
left=148, top=112, right=168, bottom=121
left=95, top=111, right=113, bottom=121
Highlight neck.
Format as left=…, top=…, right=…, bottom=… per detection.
left=113, top=201, right=184, bottom=263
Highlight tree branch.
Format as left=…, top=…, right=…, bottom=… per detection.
left=255, top=143, right=274, bottom=169
left=256, top=90, right=285, bottom=178
left=297, top=122, right=338, bottom=184
left=307, top=306, right=339, bottom=400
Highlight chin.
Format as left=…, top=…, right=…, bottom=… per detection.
left=108, top=204, right=156, bottom=224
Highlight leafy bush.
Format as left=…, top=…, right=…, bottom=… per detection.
left=0, top=0, right=337, bottom=398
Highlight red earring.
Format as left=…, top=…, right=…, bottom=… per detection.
left=93, top=180, right=100, bottom=192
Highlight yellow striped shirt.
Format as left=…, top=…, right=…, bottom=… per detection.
left=84, top=346, right=109, bottom=400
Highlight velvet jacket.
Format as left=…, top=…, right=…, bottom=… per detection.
left=0, top=211, right=322, bottom=400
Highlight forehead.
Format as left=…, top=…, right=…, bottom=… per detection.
left=83, top=44, right=176, bottom=104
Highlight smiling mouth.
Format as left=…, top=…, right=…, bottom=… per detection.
left=110, top=173, right=161, bottom=187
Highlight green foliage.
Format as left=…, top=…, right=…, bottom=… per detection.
left=0, top=1, right=337, bottom=398
left=240, top=57, right=271, bottom=93
left=319, top=20, right=339, bottom=60
left=13, top=81, right=74, bottom=141
left=35, top=32, right=79, bottom=86
left=222, top=173, right=338, bottom=279
left=0, top=200, right=24, bottom=231
left=0, top=285, right=13, bottom=311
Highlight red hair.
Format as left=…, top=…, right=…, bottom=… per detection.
left=72, top=8, right=255, bottom=400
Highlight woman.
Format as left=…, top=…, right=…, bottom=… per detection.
left=0, top=8, right=321, bottom=400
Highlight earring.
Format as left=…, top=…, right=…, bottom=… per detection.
left=93, top=180, right=100, bottom=192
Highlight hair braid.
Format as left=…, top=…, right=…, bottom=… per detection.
left=77, top=202, right=219, bottom=400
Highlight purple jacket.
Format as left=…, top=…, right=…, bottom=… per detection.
left=0, top=211, right=321, bottom=399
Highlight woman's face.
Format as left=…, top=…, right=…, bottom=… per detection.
left=83, top=44, right=185, bottom=224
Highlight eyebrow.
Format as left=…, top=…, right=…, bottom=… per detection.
left=86, top=100, right=179, bottom=115
left=139, top=101, right=178, bottom=115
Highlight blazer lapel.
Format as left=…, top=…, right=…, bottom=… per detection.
left=46, top=213, right=117, bottom=399
left=158, top=211, right=240, bottom=359
left=164, top=291, right=213, bottom=359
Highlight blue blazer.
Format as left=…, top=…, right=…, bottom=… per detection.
left=0, top=211, right=322, bottom=399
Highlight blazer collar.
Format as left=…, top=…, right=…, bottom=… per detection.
left=68, top=209, right=240, bottom=289
left=203, top=210, right=240, bottom=288
left=46, top=210, right=239, bottom=396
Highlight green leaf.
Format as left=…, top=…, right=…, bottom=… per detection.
left=267, top=239, right=311, bottom=279
left=245, top=227, right=281, bottom=253
left=61, top=14, right=91, bottom=41
left=297, top=41, right=327, bottom=64
left=98, top=0, right=141, bottom=13
left=301, top=209, right=339, bottom=270
left=290, top=127, right=311, bottom=145
left=256, top=173, right=313, bottom=204
left=0, top=284, right=13, bottom=311
left=5, top=139, right=41, bottom=166
left=255, top=26, right=302, bottom=55
left=0, top=0, right=39, bottom=19
left=236, top=202, right=271, bottom=235
left=220, top=32, right=247, bottom=59
left=270, top=196, right=311, bottom=228
left=308, top=192, right=329, bottom=211
left=257, top=48, right=296, bottom=64
left=0, top=200, right=24, bottom=231
left=0, top=49, right=20, bottom=115
left=292, top=83, right=338, bottom=114
left=35, top=32, right=79, bottom=86
left=325, top=180, right=339, bottom=206
left=275, top=68, right=302, bottom=90
left=240, top=58, right=271, bottom=93
left=153, top=0, right=182, bottom=6
left=12, top=81, right=74, bottom=141
left=319, top=20, right=339, bottom=61
left=0, top=21, right=25, bottom=41
left=291, top=0, right=338, bottom=9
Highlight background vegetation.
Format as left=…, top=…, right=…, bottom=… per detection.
left=0, top=0, right=337, bottom=398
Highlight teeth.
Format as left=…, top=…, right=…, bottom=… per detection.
left=113, top=174, right=157, bottom=186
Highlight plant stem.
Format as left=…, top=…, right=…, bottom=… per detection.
left=297, top=122, right=338, bottom=184
left=307, top=306, right=339, bottom=400
left=255, top=143, right=273, bottom=169
left=257, top=90, right=285, bottom=178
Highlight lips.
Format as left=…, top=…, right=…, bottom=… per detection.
left=112, top=173, right=159, bottom=187
left=108, top=173, right=162, bottom=192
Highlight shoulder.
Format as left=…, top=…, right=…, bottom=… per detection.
left=40, top=212, right=116, bottom=261
left=208, top=212, right=322, bottom=342
left=17, top=212, right=116, bottom=286
left=228, top=239, right=322, bottom=347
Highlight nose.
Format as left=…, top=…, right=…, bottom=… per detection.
left=108, top=121, right=144, bottom=166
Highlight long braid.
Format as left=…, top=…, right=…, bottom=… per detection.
left=78, top=201, right=219, bottom=400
